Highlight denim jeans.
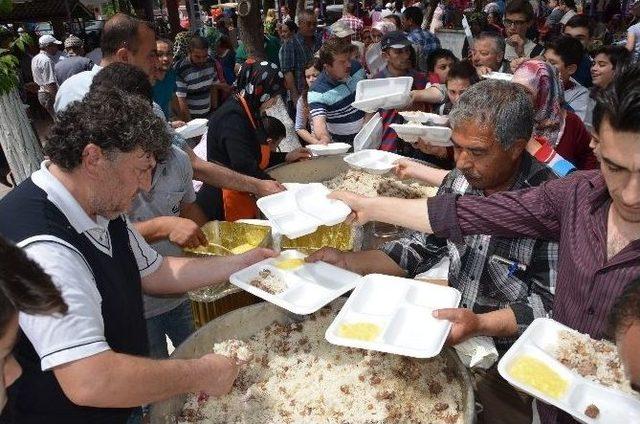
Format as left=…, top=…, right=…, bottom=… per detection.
left=146, top=300, right=196, bottom=359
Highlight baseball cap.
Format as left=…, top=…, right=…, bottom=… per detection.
left=380, top=31, right=411, bottom=50
left=64, top=35, right=83, bottom=49
left=330, top=21, right=356, bottom=38
left=39, top=34, right=62, bottom=48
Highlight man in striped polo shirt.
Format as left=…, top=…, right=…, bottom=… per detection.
left=308, top=38, right=367, bottom=145
left=175, top=36, right=222, bottom=121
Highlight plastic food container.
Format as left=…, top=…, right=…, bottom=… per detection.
left=325, top=274, right=461, bottom=358
left=307, top=142, right=352, bottom=156
left=351, top=77, right=413, bottom=112
left=389, top=123, right=453, bottom=146
left=256, top=183, right=351, bottom=239
left=174, top=118, right=208, bottom=139
left=343, top=149, right=403, bottom=175
left=353, top=114, right=383, bottom=151
left=498, top=318, right=640, bottom=423
left=399, top=111, right=449, bottom=126
left=229, top=250, right=361, bottom=314
left=480, top=72, right=514, bottom=81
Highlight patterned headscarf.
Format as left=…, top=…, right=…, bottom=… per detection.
left=512, top=60, right=566, bottom=147
left=234, top=59, right=285, bottom=143
left=234, top=59, right=285, bottom=113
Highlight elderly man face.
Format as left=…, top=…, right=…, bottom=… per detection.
left=449, top=81, right=530, bottom=194
left=451, top=123, right=525, bottom=193
left=472, top=38, right=503, bottom=71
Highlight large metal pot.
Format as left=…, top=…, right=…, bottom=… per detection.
left=149, top=299, right=476, bottom=424
left=267, top=154, right=350, bottom=183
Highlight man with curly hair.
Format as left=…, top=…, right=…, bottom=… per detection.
left=0, top=88, right=274, bottom=423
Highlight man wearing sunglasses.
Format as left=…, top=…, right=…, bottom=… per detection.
left=503, top=0, right=545, bottom=62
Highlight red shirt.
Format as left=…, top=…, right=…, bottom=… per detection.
left=555, top=111, right=598, bottom=170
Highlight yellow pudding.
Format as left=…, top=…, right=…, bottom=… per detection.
left=338, top=322, right=382, bottom=341
left=509, top=355, right=569, bottom=399
left=231, top=243, right=255, bottom=254
left=275, top=258, right=305, bottom=270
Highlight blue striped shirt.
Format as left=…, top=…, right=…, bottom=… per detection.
left=174, top=57, right=219, bottom=118
left=308, top=61, right=366, bottom=142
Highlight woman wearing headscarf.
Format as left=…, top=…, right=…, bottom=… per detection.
left=512, top=60, right=598, bottom=171
left=199, top=60, right=309, bottom=221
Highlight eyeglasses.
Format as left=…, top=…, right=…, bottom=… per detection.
left=504, top=19, right=529, bottom=27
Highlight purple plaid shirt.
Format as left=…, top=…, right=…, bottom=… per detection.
left=428, top=170, right=640, bottom=424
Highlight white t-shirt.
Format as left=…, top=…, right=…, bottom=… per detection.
left=31, top=51, right=57, bottom=92
left=54, top=64, right=102, bottom=113
left=19, top=161, right=163, bottom=371
left=564, top=78, right=589, bottom=121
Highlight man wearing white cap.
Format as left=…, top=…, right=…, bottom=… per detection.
left=32, top=35, right=62, bottom=118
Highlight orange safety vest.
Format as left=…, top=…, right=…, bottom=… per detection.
left=221, top=96, right=272, bottom=222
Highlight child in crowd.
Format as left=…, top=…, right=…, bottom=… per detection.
left=585, top=45, right=632, bottom=129
left=425, top=48, right=458, bottom=84
left=295, top=58, right=323, bottom=145
left=543, top=35, right=589, bottom=120
left=504, top=0, right=545, bottom=61
left=436, top=60, right=480, bottom=116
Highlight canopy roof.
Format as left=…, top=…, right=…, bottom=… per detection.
left=1, top=0, right=94, bottom=23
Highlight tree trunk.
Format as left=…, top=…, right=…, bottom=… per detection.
left=238, top=0, right=266, bottom=60
left=0, top=89, right=44, bottom=184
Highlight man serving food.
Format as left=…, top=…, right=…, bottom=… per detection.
left=0, top=87, right=273, bottom=423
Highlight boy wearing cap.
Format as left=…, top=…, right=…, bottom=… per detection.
left=54, top=35, right=93, bottom=85
left=32, top=35, right=62, bottom=118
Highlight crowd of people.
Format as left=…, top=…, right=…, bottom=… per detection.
left=0, top=0, right=640, bottom=423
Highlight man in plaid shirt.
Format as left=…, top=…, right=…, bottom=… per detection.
left=308, top=81, right=558, bottom=422
left=402, top=6, right=441, bottom=71
left=337, top=3, right=364, bottom=41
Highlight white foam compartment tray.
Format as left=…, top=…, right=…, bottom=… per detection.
left=353, top=114, right=383, bottom=151
left=498, top=318, right=640, bottom=423
left=230, top=250, right=361, bottom=315
left=256, top=183, right=351, bottom=239
left=390, top=123, right=453, bottom=146
left=399, top=111, right=449, bottom=126
left=174, top=118, right=208, bottom=139
left=307, top=142, right=351, bottom=156
left=480, top=71, right=514, bottom=81
left=343, top=149, right=403, bottom=175
left=352, top=77, right=413, bottom=112
left=325, top=274, right=461, bottom=358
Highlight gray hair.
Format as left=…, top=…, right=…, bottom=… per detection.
left=449, top=79, right=534, bottom=149
left=477, top=31, right=506, bottom=55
